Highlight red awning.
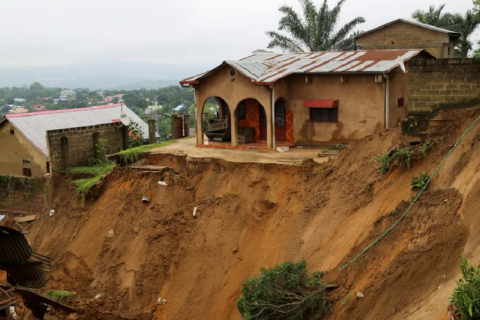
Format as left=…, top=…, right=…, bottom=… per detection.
left=303, top=100, right=338, bottom=108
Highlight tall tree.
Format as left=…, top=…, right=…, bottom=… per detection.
left=264, top=0, right=365, bottom=52
left=412, top=4, right=480, bottom=57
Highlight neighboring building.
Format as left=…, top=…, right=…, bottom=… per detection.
left=9, top=107, right=29, bottom=114
left=60, top=90, right=76, bottom=100
left=0, top=104, right=150, bottom=177
left=355, top=19, right=461, bottom=58
left=180, top=49, right=433, bottom=148
left=32, top=104, right=45, bottom=110
left=13, top=98, right=26, bottom=104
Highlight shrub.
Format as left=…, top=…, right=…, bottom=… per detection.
left=418, top=141, right=435, bottom=158
left=45, top=290, right=77, bottom=300
left=127, top=118, right=145, bottom=148
left=236, top=260, right=331, bottom=320
left=391, top=147, right=412, bottom=172
left=375, top=152, right=391, bottom=174
left=451, top=257, right=480, bottom=319
left=117, top=140, right=176, bottom=164
left=411, top=171, right=430, bottom=190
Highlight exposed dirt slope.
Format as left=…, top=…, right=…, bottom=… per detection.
left=25, top=107, right=480, bottom=320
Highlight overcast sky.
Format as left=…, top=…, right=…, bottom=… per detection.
left=0, top=0, right=478, bottom=67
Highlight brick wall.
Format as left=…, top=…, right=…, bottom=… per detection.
left=356, top=21, right=455, bottom=58
left=0, top=176, right=48, bottom=214
left=47, top=123, right=125, bottom=172
left=407, top=59, right=480, bottom=113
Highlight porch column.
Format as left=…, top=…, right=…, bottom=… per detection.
left=231, top=112, right=238, bottom=147
left=266, top=102, right=273, bottom=148
left=196, top=103, right=204, bottom=145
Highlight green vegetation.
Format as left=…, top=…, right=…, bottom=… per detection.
left=117, top=140, right=176, bottom=164
left=451, top=256, right=480, bottom=319
left=412, top=4, right=480, bottom=57
left=94, top=138, right=109, bottom=164
left=411, top=171, right=430, bottom=190
left=419, top=141, right=435, bottom=158
left=262, top=0, right=365, bottom=52
left=236, top=260, right=331, bottom=320
left=127, top=119, right=145, bottom=148
left=69, top=162, right=116, bottom=197
left=391, top=147, right=412, bottom=172
left=45, top=290, right=77, bottom=300
left=375, top=152, right=392, bottom=174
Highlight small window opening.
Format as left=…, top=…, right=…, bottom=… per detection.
left=398, top=98, right=405, bottom=108
left=10, top=129, right=14, bottom=135
left=448, top=46, right=451, bottom=56
left=46, top=162, right=51, bottom=174
left=22, top=168, right=32, bottom=177
left=310, top=108, right=338, bottom=123
left=391, top=41, right=395, bottom=45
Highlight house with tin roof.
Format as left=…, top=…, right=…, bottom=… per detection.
left=0, top=104, right=149, bottom=177
left=180, top=49, right=434, bottom=149
left=355, top=19, right=461, bottom=59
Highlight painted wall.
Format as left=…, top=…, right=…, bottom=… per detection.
left=286, top=74, right=386, bottom=145
left=357, top=21, right=456, bottom=58
left=388, top=71, right=408, bottom=128
left=0, top=121, right=47, bottom=177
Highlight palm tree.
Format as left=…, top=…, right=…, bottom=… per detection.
left=264, top=0, right=365, bottom=52
left=412, top=4, right=480, bottom=57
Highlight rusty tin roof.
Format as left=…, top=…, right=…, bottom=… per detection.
left=180, top=49, right=426, bottom=86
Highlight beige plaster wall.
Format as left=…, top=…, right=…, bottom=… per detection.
left=194, top=65, right=273, bottom=146
left=0, top=121, right=47, bottom=177
left=357, top=21, right=454, bottom=58
left=388, top=71, right=408, bottom=128
left=286, top=74, right=386, bottom=145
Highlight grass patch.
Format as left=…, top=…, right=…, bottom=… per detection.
left=411, top=171, right=430, bottom=190
left=117, top=140, right=176, bottom=164
left=69, top=162, right=116, bottom=197
left=418, top=141, right=436, bottom=158
left=391, top=147, right=412, bottom=172
left=375, top=152, right=392, bottom=174
left=45, top=290, right=77, bottom=300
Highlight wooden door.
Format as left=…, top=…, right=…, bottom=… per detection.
left=275, top=101, right=286, bottom=141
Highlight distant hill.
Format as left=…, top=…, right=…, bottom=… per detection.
left=0, top=60, right=212, bottom=90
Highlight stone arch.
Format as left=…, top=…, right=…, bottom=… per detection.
left=274, top=97, right=293, bottom=143
left=234, top=98, right=268, bottom=146
left=196, top=96, right=231, bottom=145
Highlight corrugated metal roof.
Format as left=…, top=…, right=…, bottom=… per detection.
left=0, top=226, right=51, bottom=289
left=356, top=19, right=462, bottom=39
left=180, top=49, right=426, bottom=85
left=4, top=104, right=150, bottom=157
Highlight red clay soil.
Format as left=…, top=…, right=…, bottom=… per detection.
left=17, top=106, right=480, bottom=320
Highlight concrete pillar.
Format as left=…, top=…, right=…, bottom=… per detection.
left=60, top=136, right=69, bottom=170
left=266, top=103, right=273, bottom=148
left=171, top=115, right=179, bottom=139
left=148, top=119, right=156, bottom=144
left=93, top=132, right=99, bottom=159
left=231, top=112, right=238, bottom=147
left=183, top=115, right=190, bottom=137
left=196, top=106, right=204, bottom=145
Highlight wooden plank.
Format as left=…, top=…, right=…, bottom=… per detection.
left=13, top=215, right=37, bottom=223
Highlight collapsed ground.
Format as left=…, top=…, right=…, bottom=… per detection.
left=21, top=107, right=480, bottom=319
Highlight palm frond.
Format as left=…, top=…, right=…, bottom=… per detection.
left=265, top=31, right=305, bottom=52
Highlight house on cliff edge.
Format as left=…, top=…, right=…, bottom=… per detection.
left=0, top=104, right=150, bottom=177
left=180, top=49, right=434, bottom=149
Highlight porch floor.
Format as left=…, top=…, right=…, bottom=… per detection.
left=197, top=140, right=295, bottom=150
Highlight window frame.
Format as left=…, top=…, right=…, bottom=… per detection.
left=309, top=107, right=338, bottom=123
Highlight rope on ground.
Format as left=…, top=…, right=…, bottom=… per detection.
left=339, top=113, right=480, bottom=271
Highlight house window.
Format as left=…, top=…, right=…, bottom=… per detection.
left=310, top=108, right=338, bottom=123
left=10, top=129, right=14, bottom=135
left=22, top=168, right=32, bottom=177
left=46, top=162, right=51, bottom=174
left=398, top=98, right=405, bottom=108
left=22, top=158, right=31, bottom=164
left=237, top=101, right=246, bottom=120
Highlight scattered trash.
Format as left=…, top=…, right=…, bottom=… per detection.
left=356, top=292, right=364, bottom=299
left=0, top=215, right=5, bottom=222
left=106, top=230, right=115, bottom=238
left=157, top=297, right=167, bottom=305
left=193, top=207, right=198, bottom=218
left=94, top=293, right=103, bottom=299
left=276, top=146, right=290, bottom=153
left=8, top=306, right=18, bottom=320
left=158, top=181, right=169, bottom=187
left=142, top=195, right=150, bottom=203
left=49, top=209, right=55, bottom=217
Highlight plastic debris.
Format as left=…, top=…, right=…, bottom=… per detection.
left=49, top=209, right=55, bottom=217
left=107, top=230, right=115, bottom=238
left=0, top=215, right=5, bottom=222
left=193, top=207, right=198, bottom=218
left=356, top=292, right=364, bottom=298
left=157, top=297, right=167, bottom=305
left=158, top=181, right=168, bottom=187
left=142, top=195, right=150, bottom=203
